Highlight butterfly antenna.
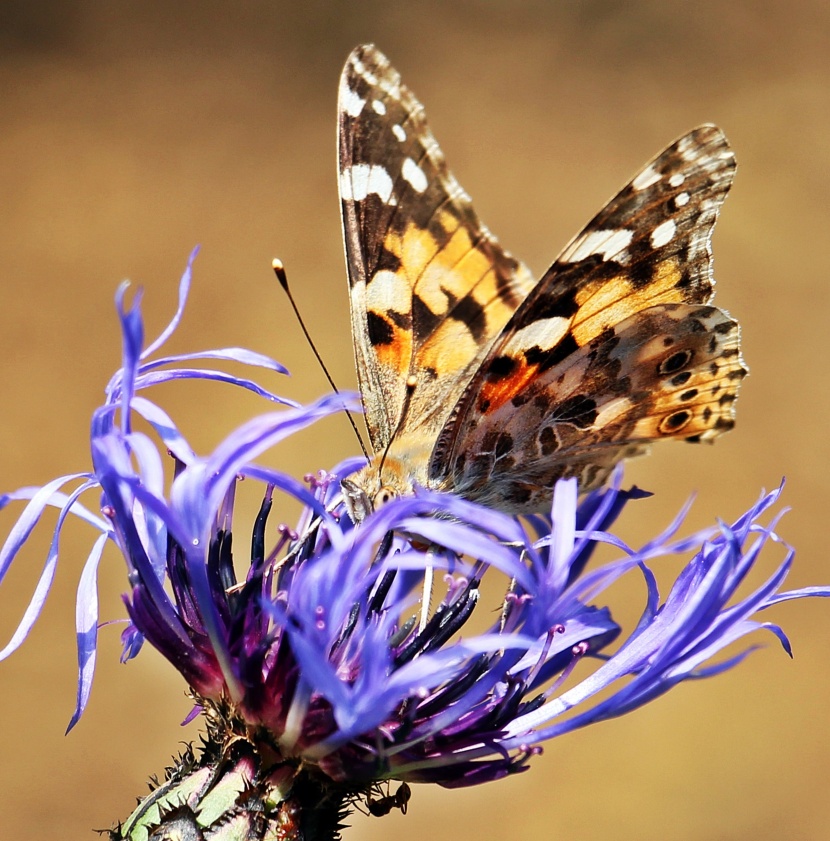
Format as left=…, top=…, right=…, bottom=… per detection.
left=377, top=375, right=417, bottom=479
left=272, top=258, right=368, bottom=460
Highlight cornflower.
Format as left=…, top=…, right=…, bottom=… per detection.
left=1, top=251, right=825, bottom=840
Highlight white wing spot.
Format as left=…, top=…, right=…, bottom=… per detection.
left=560, top=229, right=634, bottom=264
left=675, top=192, right=690, bottom=207
left=510, top=317, right=571, bottom=354
left=401, top=158, right=428, bottom=193
left=392, top=124, right=406, bottom=142
left=632, top=165, right=661, bottom=191
left=372, top=99, right=387, bottom=115
left=651, top=219, right=677, bottom=248
left=340, top=82, right=365, bottom=118
left=365, top=270, right=410, bottom=314
left=676, top=134, right=696, bottom=159
left=669, top=172, right=686, bottom=187
left=340, top=164, right=395, bottom=204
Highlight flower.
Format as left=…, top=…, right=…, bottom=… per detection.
left=1, top=252, right=827, bottom=839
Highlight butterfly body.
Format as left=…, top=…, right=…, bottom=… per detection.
left=338, top=45, right=746, bottom=521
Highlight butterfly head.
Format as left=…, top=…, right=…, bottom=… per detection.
left=340, top=460, right=409, bottom=524
left=340, top=446, right=428, bottom=524
left=340, top=478, right=393, bottom=524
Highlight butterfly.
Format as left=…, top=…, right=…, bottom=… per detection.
left=337, top=44, right=746, bottom=522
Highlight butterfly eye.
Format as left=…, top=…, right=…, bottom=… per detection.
left=373, top=487, right=397, bottom=510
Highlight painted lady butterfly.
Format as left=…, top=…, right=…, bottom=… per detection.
left=338, top=45, right=746, bottom=521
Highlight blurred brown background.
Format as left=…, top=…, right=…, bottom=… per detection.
left=0, top=1, right=828, bottom=839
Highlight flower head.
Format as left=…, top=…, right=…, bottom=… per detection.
left=1, top=254, right=827, bottom=837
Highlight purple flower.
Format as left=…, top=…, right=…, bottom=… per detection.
left=1, top=253, right=827, bottom=835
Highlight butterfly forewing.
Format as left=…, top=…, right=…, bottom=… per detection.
left=339, top=45, right=535, bottom=452
left=429, top=126, right=745, bottom=507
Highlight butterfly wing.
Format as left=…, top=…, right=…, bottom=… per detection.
left=339, top=45, right=535, bottom=452
left=430, top=125, right=746, bottom=510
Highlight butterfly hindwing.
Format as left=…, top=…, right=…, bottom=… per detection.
left=432, top=303, right=744, bottom=511
left=429, top=127, right=745, bottom=506
left=339, top=45, right=535, bottom=452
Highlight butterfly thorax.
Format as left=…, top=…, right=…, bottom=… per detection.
left=341, top=432, right=440, bottom=523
